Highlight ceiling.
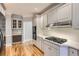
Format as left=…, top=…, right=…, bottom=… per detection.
left=4, top=3, right=51, bottom=17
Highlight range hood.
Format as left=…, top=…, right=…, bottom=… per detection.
left=46, top=20, right=72, bottom=28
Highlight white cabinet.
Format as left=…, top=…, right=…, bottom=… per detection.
left=57, top=4, right=71, bottom=20
left=37, top=36, right=44, bottom=51
left=47, top=3, right=72, bottom=25
left=36, top=3, right=79, bottom=29
left=43, top=40, right=60, bottom=56
left=72, top=3, right=79, bottom=29
left=42, top=14, right=48, bottom=29
left=43, top=43, right=52, bottom=56
left=11, top=14, right=23, bottom=29
left=36, top=15, right=43, bottom=29
left=37, top=36, right=42, bottom=49
left=48, top=7, right=58, bottom=24
left=68, top=47, right=78, bottom=56
left=36, top=15, right=44, bottom=34
left=47, top=3, right=79, bottom=29
left=57, top=4, right=72, bottom=22
left=12, top=19, right=22, bottom=29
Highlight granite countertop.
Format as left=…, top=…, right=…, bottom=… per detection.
left=38, top=34, right=79, bottom=50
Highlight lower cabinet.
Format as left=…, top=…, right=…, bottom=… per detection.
left=68, top=47, right=79, bottom=56
left=37, top=36, right=43, bottom=51
left=43, top=40, right=60, bottom=56
left=36, top=36, right=79, bottom=56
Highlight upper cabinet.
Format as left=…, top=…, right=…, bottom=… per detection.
left=11, top=14, right=23, bottom=29
left=35, top=3, right=79, bottom=29
left=42, top=14, right=48, bottom=29
left=12, top=20, right=22, bottom=29
left=72, top=3, right=79, bottom=29
left=57, top=4, right=72, bottom=22
left=47, top=3, right=72, bottom=25
left=48, top=7, right=58, bottom=24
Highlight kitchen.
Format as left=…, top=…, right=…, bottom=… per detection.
left=0, top=3, right=79, bottom=56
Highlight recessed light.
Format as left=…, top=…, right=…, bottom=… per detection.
left=34, top=8, right=38, bottom=11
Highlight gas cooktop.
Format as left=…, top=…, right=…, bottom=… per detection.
left=45, top=37, right=67, bottom=44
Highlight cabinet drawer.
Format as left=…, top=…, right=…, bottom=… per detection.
left=44, top=40, right=59, bottom=50
left=68, top=47, right=78, bottom=56
left=43, top=40, right=52, bottom=46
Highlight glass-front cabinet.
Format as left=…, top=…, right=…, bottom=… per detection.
left=11, top=14, right=23, bottom=29
left=11, top=14, right=23, bottom=43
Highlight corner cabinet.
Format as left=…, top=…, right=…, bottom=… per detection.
left=36, top=36, right=79, bottom=56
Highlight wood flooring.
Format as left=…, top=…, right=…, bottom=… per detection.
left=0, top=42, right=44, bottom=56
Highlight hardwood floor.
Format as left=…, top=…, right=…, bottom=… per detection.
left=1, top=42, right=44, bottom=56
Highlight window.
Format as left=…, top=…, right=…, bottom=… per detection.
left=18, top=20, right=22, bottom=28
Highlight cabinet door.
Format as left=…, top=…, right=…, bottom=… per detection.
left=12, top=20, right=22, bottom=29
left=72, top=3, right=79, bottom=29
left=57, top=4, right=72, bottom=22
left=36, top=15, right=43, bottom=34
left=12, top=20, right=17, bottom=28
left=42, top=14, right=48, bottom=29
left=47, top=8, right=58, bottom=24
left=37, top=36, right=44, bottom=51
left=50, top=44, right=60, bottom=56
left=68, top=47, right=78, bottom=56
left=18, top=20, right=22, bottom=28
left=37, top=37, right=42, bottom=49
left=43, top=43, right=51, bottom=56
left=43, top=40, right=60, bottom=56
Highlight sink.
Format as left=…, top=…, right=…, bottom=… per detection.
left=45, top=37, right=67, bottom=44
